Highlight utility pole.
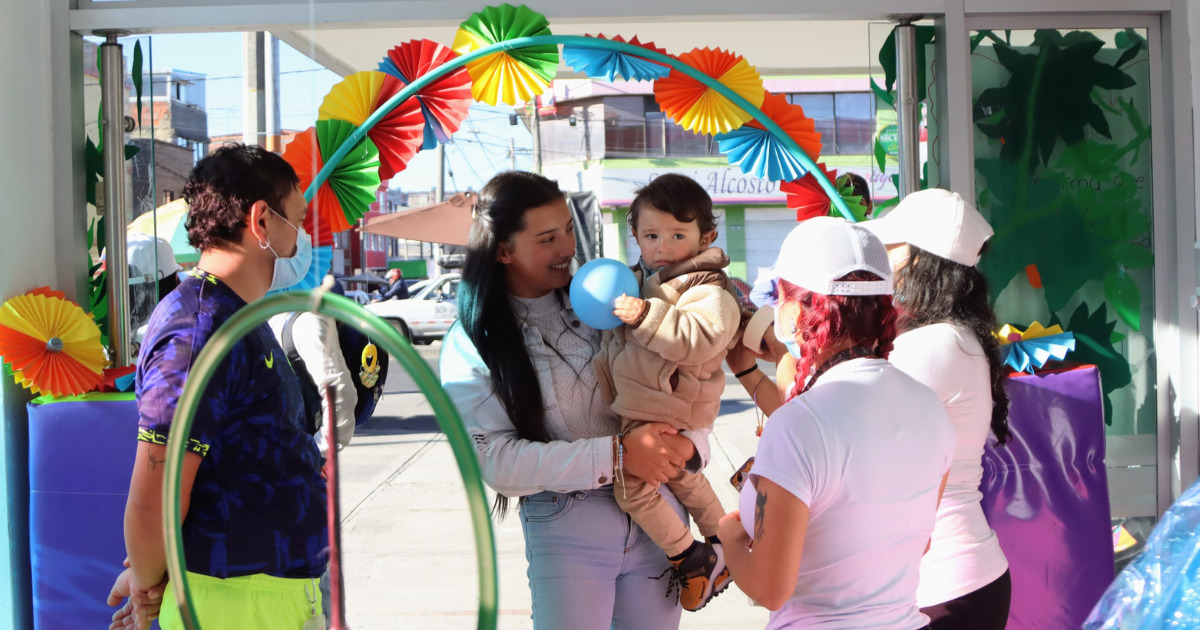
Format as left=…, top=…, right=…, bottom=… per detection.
left=264, top=33, right=281, bottom=152
left=433, top=142, right=446, bottom=275
left=509, top=138, right=516, bottom=170
left=242, top=32, right=266, bottom=147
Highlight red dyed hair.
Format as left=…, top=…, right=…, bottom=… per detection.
left=777, top=271, right=898, bottom=399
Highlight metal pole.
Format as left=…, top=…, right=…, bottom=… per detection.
left=531, top=103, right=542, bottom=174
left=893, top=17, right=922, bottom=199
left=265, top=33, right=281, bottom=152
left=434, top=144, right=445, bottom=275
left=96, top=30, right=133, bottom=367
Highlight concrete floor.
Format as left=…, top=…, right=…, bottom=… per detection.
left=333, top=341, right=773, bottom=629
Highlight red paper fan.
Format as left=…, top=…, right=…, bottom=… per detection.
left=745, top=91, right=823, bottom=162
left=370, top=73, right=425, bottom=180
left=382, top=39, right=473, bottom=146
left=781, top=163, right=841, bottom=221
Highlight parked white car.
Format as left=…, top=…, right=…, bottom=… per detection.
left=364, top=273, right=460, bottom=344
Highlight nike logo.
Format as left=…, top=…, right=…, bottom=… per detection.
left=264, top=352, right=274, bottom=369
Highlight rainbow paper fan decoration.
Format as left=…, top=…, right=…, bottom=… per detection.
left=562, top=34, right=671, bottom=82
left=716, top=91, right=823, bottom=182
left=780, top=164, right=869, bottom=222
left=282, top=120, right=381, bottom=234
left=452, top=3, right=558, bottom=105
left=318, top=70, right=424, bottom=181
left=653, top=47, right=765, bottom=136
left=0, top=288, right=106, bottom=397
left=379, top=39, right=474, bottom=151
left=995, top=322, right=1076, bottom=374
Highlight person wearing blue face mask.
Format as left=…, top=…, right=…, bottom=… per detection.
left=109, top=144, right=328, bottom=630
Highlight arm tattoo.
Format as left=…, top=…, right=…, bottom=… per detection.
left=148, top=453, right=161, bottom=471
left=754, top=489, right=768, bottom=541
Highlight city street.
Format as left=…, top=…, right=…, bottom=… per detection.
left=337, top=341, right=772, bottom=629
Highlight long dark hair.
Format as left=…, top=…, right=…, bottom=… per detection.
left=893, top=245, right=1011, bottom=444
left=458, top=173, right=566, bottom=517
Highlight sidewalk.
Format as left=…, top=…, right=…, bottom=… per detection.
left=336, top=343, right=773, bottom=629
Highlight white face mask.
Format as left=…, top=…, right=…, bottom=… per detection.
left=262, top=207, right=313, bottom=292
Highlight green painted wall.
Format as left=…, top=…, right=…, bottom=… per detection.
left=722, top=206, right=748, bottom=282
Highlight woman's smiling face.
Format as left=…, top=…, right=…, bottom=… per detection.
left=497, top=197, right=577, bottom=298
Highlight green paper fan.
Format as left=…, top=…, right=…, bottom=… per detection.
left=453, top=3, right=558, bottom=105
left=312, top=119, right=381, bottom=232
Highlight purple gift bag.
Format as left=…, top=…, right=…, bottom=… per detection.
left=981, top=365, right=1115, bottom=630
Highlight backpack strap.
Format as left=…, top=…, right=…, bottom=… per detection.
left=282, top=312, right=323, bottom=436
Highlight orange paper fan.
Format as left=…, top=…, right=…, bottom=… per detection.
left=0, top=288, right=105, bottom=397
left=653, top=47, right=765, bottom=136
left=745, top=91, right=823, bottom=161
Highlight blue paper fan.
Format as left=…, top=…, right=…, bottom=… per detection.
left=716, top=128, right=811, bottom=182
left=1000, top=332, right=1076, bottom=373
left=715, top=91, right=822, bottom=182
left=562, top=35, right=671, bottom=82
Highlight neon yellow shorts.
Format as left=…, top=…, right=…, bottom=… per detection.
left=158, top=571, right=323, bottom=630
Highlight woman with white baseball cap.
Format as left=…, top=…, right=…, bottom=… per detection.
left=862, top=188, right=1012, bottom=629
left=717, top=216, right=955, bottom=629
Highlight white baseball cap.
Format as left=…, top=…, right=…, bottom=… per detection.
left=104, top=233, right=181, bottom=284
left=752, top=216, right=892, bottom=308
left=862, top=188, right=994, bottom=267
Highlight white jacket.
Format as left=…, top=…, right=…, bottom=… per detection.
left=440, top=308, right=712, bottom=498
left=268, top=312, right=357, bottom=453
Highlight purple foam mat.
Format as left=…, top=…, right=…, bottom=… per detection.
left=982, top=365, right=1115, bottom=630
left=27, top=397, right=156, bottom=629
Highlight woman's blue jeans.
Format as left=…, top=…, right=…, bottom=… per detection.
left=519, top=486, right=687, bottom=630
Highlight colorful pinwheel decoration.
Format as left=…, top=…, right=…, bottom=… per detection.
left=562, top=34, right=672, bottom=82
left=282, top=120, right=382, bottom=234
left=995, top=322, right=1076, bottom=374
left=0, top=287, right=106, bottom=397
left=653, top=47, right=765, bottom=136
left=716, top=91, right=823, bottom=182
left=378, top=39, right=474, bottom=151
left=780, top=164, right=869, bottom=222
left=452, top=3, right=558, bottom=106
left=318, top=70, right=424, bottom=181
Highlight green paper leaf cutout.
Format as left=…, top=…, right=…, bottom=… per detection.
left=879, top=25, right=936, bottom=104
left=1104, top=268, right=1141, bottom=331
left=132, top=40, right=144, bottom=129
left=316, top=118, right=382, bottom=226
left=1050, top=302, right=1131, bottom=425
left=124, top=144, right=140, bottom=160
left=459, top=3, right=558, bottom=82
left=870, top=78, right=894, bottom=108
left=874, top=135, right=888, bottom=172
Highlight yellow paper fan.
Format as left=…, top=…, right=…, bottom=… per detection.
left=318, top=71, right=389, bottom=125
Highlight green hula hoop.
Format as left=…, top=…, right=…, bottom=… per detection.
left=162, top=289, right=498, bottom=630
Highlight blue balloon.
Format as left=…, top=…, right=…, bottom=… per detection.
left=569, top=258, right=640, bottom=330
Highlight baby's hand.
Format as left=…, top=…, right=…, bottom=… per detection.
left=613, top=294, right=647, bottom=325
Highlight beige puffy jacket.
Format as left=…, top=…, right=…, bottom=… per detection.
left=593, top=248, right=742, bottom=431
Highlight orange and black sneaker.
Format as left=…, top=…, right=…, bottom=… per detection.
left=655, top=539, right=732, bottom=611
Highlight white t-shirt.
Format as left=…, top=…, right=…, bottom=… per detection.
left=740, top=358, right=954, bottom=630
left=889, top=323, right=1009, bottom=606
